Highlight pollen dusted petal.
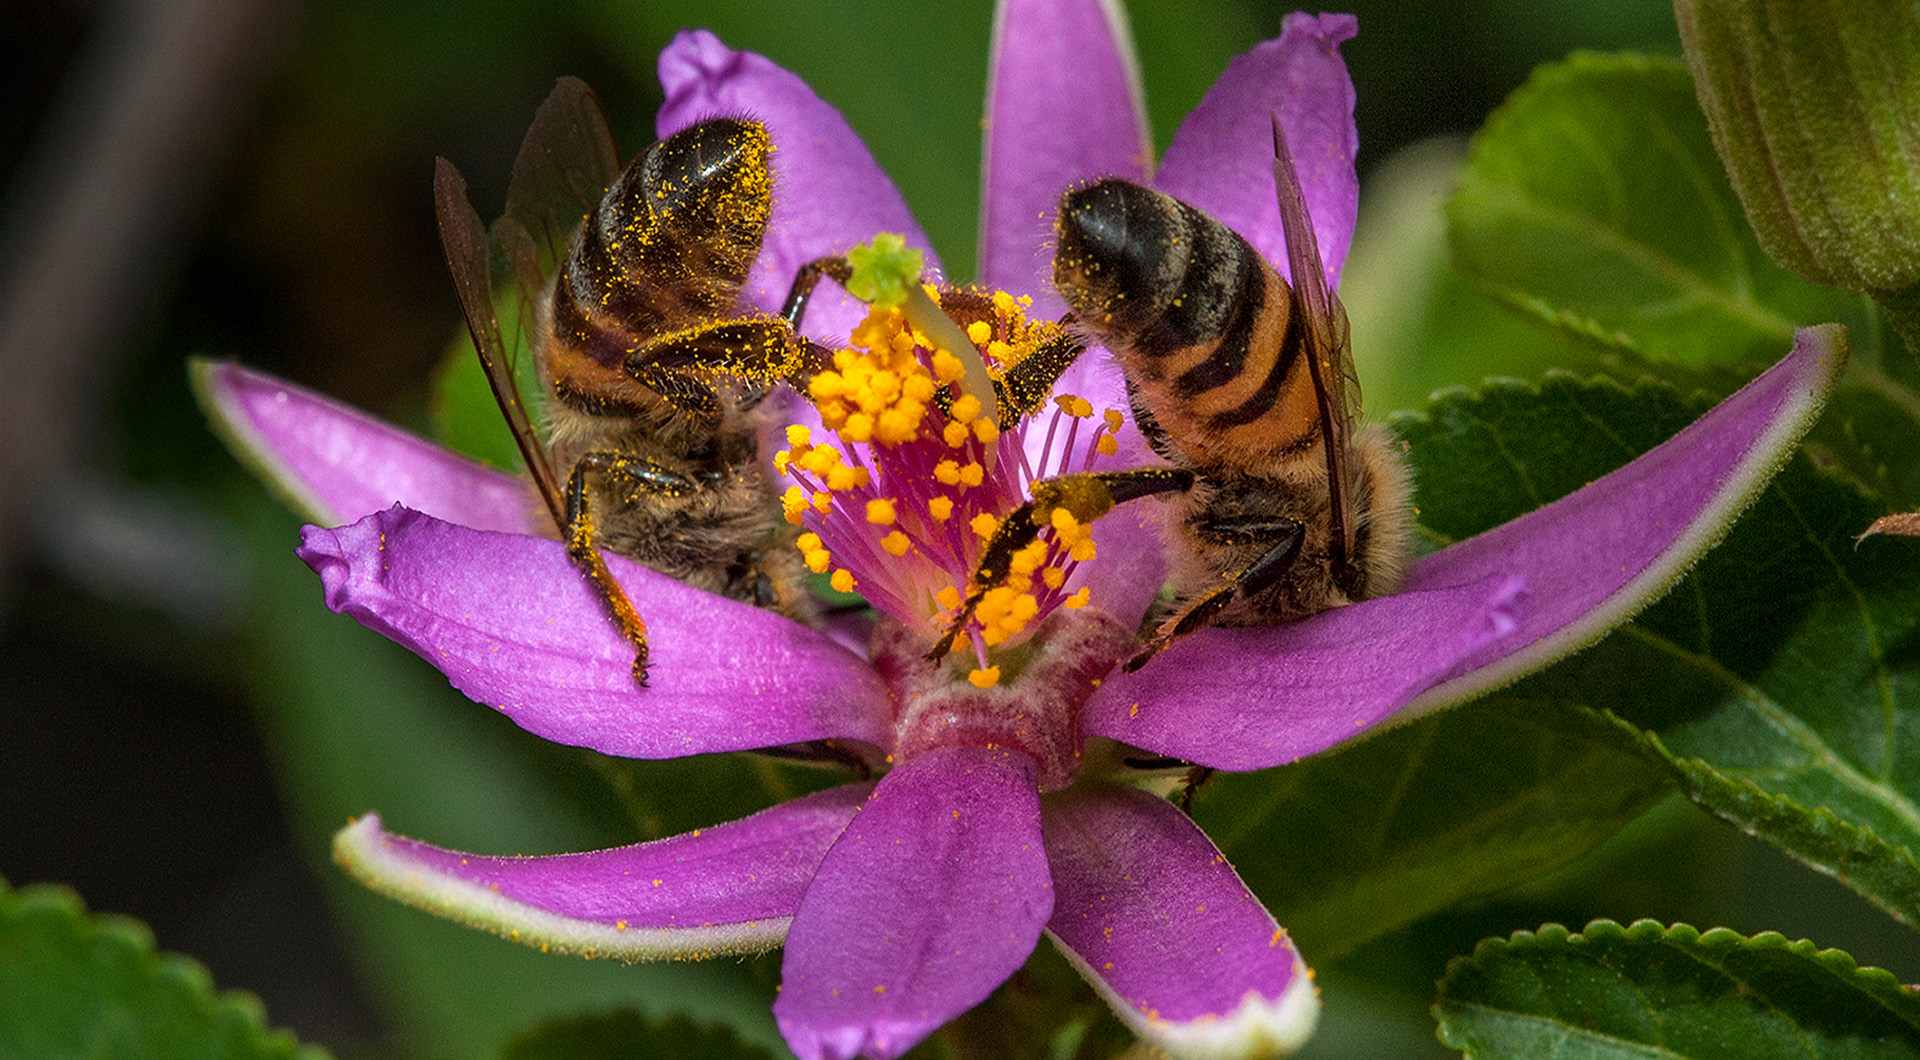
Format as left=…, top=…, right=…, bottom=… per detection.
left=296, top=505, right=895, bottom=758
left=332, top=785, right=871, bottom=962
left=774, top=747, right=1051, bottom=1060
left=1043, top=783, right=1319, bottom=1057
left=981, top=0, right=1151, bottom=311
left=1153, top=12, right=1360, bottom=288
left=657, top=30, right=937, bottom=347
left=193, top=361, right=534, bottom=533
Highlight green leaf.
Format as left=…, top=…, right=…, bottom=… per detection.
left=1434, top=919, right=1920, bottom=1059
left=0, top=879, right=325, bottom=1060
left=1395, top=368, right=1920, bottom=929
left=1201, top=700, right=1672, bottom=962
left=501, top=1012, right=777, bottom=1060
left=1448, top=53, right=1845, bottom=367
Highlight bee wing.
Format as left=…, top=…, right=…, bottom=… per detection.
left=434, top=158, right=567, bottom=532
left=496, top=76, right=621, bottom=285
left=1270, top=114, right=1362, bottom=592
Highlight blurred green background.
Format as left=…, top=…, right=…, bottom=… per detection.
left=8, top=1, right=1902, bottom=1057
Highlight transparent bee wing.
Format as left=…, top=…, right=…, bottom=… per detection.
left=434, top=158, right=567, bottom=532
left=1270, top=113, right=1361, bottom=591
left=497, top=76, right=621, bottom=283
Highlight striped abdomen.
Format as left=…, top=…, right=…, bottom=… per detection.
left=1053, top=179, right=1320, bottom=471
left=543, top=118, right=773, bottom=408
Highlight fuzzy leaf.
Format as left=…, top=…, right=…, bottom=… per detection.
left=1448, top=53, right=1844, bottom=367
left=1434, top=919, right=1920, bottom=1059
left=1397, top=369, right=1920, bottom=928
left=0, top=879, right=325, bottom=1060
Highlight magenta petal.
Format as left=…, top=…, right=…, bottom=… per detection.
left=332, top=785, right=870, bottom=960
left=1400, top=325, right=1847, bottom=712
left=980, top=0, right=1150, bottom=308
left=296, top=505, right=895, bottom=757
left=1083, top=573, right=1524, bottom=770
left=1044, top=783, right=1318, bottom=1055
left=192, top=360, right=533, bottom=533
left=657, top=30, right=937, bottom=346
left=1153, top=13, right=1359, bottom=288
left=774, top=747, right=1051, bottom=1060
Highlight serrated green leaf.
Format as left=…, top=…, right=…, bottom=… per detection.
left=500, top=1011, right=777, bottom=1060
left=1395, top=368, right=1920, bottom=929
left=1202, top=700, right=1671, bottom=963
left=0, top=879, right=326, bottom=1060
left=1434, top=919, right=1920, bottom=1059
left=1449, top=53, right=1842, bottom=367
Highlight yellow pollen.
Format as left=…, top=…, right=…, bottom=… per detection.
left=1050, top=508, right=1081, bottom=535
left=825, top=464, right=869, bottom=491
left=958, top=462, right=985, bottom=487
left=986, top=339, right=1016, bottom=363
left=1096, top=434, right=1119, bottom=456
left=803, top=547, right=831, bottom=574
left=1056, top=394, right=1094, bottom=418
left=973, top=419, right=1000, bottom=444
left=786, top=424, right=812, bottom=446
left=1104, top=408, right=1124, bottom=431
left=965, top=320, right=992, bottom=345
left=1064, top=587, right=1091, bottom=610
left=797, top=532, right=823, bottom=552
left=1041, top=566, right=1066, bottom=590
left=943, top=421, right=971, bottom=448
left=934, top=460, right=962, bottom=486
left=881, top=530, right=912, bottom=556
left=969, top=667, right=1002, bottom=688
left=970, top=513, right=1000, bottom=539
left=830, top=568, right=856, bottom=593
left=949, top=393, right=983, bottom=424
left=773, top=450, right=792, bottom=475
left=811, top=492, right=833, bottom=514
left=927, top=496, right=955, bottom=521
left=866, top=498, right=897, bottom=525
left=1069, top=536, right=1097, bottom=563
left=782, top=486, right=808, bottom=525
left=931, top=349, right=965, bottom=383
left=935, top=585, right=963, bottom=611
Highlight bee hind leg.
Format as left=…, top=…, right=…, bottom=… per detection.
left=926, top=467, right=1194, bottom=664
left=1125, top=518, right=1303, bottom=672
left=564, top=451, right=699, bottom=688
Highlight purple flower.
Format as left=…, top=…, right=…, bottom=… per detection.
left=194, top=4, right=1846, bottom=1058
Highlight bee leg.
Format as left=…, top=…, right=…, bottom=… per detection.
left=926, top=467, right=1194, bottom=664
left=993, top=332, right=1089, bottom=427
left=1179, top=764, right=1216, bottom=815
left=565, top=451, right=699, bottom=688
left=780, top=255, right=854, bottom=328
left=1125, top=518, right=1304, bottom=672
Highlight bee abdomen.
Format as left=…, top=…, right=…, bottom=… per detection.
left=551, top=119, right=772, bottom=368
left=1055, top=180, right=1316, bottom=467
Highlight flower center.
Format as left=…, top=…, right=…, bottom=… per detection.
left=776, top=286, right=1128, bottom=690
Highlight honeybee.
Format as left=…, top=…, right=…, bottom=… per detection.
left=935, top=117, right=1412, bottom=674
left=435, top=79, right=829, bottom=686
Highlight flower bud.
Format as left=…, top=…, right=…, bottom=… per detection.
left=1676, top=0, right=1920, bottom=342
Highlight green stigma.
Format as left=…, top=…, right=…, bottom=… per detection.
left=844, top=233, right=1002, bottom=426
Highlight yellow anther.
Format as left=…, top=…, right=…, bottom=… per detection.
left=841, top=412, right=875, bottom=443
left=1104, top=408, right=1124, bottom=431
left=830, top=569, right=856, bottom=593
left=934, top=460, right=962, bottom=486
left=802, top=546, right=832, bottom=575
left=986, top=340, right=1016, bottom=364
left=881, top=530, right=912, bottom=556
left=825, top=464, right=869, bottom=491
left=812, top=492, right=833, bottom=514
left=1041, top=566, right=1066, bottom=590
left=1056, top=394, right=1094, bottom=418
left=903, top=373, right=937, bottom=403
left=782, top=487, right=808, bottom=526
left=958, top=463, right=985, bottom=487
left=966, top=320, right=992, bottom=346
left=950, top=393, right=983, bottom=424
left=1096, top=434, right=1119, bottom=456
left=1064, top=587, right=1092, bottom=610
left=866, top=498, right=897, bottom=525
left=970, top=512, right=1000, bottom=539
left=797, top=532, right=823, bottom=552
left=1009, top=539, right=1049, bottom=577
left=773, top=450, right=792, bottom=475
left=973, top=420, right=1000, bottom=444
left=1050, top=508, right=1081, bottom=535
left=969, top=667, right=1002, bottom=689
left=943, top=421, right=971, bottom=448
left=1069, top=536, right=1097, bottom=562
left=786, top=424, right=812, bottom=447
left=921, top=283, right=941, bottom=302
left=935, top=585, right=963, bottom=610
left=931, top=349, right=965, bottom=383
left=928, top=496, right=955, bottom=521
left=876, top=408, right=919, bottom=444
